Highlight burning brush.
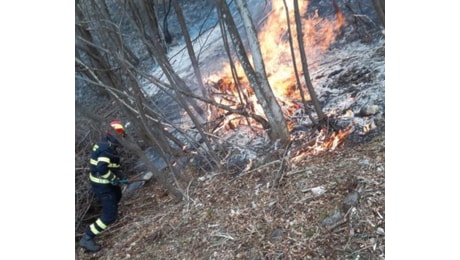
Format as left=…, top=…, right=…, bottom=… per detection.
left=204, top=0, right=352, bottom=154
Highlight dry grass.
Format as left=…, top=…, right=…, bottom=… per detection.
left=75, top=128, right=384, bottom=259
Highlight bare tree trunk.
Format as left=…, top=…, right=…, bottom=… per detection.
left=76, top=3, right=118, bottom=95
left=141, top=14, right=222, bottom=168
left=126, top=1, right=207, bottom=122
left=162, top=0, right=173, bottom=43
left=293, top=0, right=326, bottom=123
left=123, top=66, right=190, bottom=184
left=218, top=0, right=290, bottom=145
left=171, top=0, right=207, bottom=97
left=144, top=0, right=169, bottom=50
left=216, top=6, right=252, bottom=127
left=99, top=0, right=140, bottom=65
left=372, top=0, right=385, bottom=28
left=282, top=0, right=317, bottom=125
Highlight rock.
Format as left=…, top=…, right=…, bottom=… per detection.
left=359, top=105, right=379, bottom=116
left=311, top=186, right=326, bottom=196
left=270, top=228, right=283, bottom=242
left=342, top=191, right=360, bottom=211
left=322, top=210, right=344, bottom=227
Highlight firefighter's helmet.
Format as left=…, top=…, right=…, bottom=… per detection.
left=109, top=120, right=125, bottom=135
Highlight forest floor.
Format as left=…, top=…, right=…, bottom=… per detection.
left=75, top=126, right=384, bottom=259
left=75, top=1, right=384, bottom=258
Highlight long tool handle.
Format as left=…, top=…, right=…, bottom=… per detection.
left=127, top=178, right=149, bottom=184
left=118, top=179, right=146, bottom=184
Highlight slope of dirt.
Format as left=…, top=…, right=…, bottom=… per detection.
left=75, top=128, right=384, bottom=259
left=75, top=1, right=384, bottom=258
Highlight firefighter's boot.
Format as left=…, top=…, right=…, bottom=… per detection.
left=79, top=234, right=101, bottom=252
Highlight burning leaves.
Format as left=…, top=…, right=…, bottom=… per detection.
left=289, top=124, right=354, bottom=167
left=205, top=0, right=349, bottom=141
left=206, top=10, right=373, bottom=187
left=313, top=124, right=354, bottom=152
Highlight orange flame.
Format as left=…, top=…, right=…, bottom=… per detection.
left=207, top=0, right=346, bottom=141
left=312, top=125, right=353, bottom=154
left=290, top=125, right=354, bottom=164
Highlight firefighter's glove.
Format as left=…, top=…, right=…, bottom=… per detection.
left=110, top=179, right=120, bottom=186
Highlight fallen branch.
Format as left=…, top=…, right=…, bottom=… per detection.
left=212, top=232, right=235, bottom=241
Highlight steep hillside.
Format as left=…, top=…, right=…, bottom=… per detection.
left=75, top=1, right=384, bottom=258
left=75, top=129, right=384, bottom=259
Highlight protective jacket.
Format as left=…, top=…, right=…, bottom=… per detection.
left=88, top=134, right=122, bottom=184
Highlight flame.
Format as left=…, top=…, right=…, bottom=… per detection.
left=290, top=125, right=354, bottom=164
left=312, top=125, right=354, bottom=154
left=207, top=0, right=346, bottom=146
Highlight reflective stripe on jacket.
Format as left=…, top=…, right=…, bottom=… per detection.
left=89, top=137, right=121, bottom=184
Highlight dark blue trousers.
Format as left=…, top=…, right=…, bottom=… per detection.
left=85, top=183, right=122, bottom=238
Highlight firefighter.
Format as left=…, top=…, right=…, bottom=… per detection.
left=79, top=120, right=129, bottom=252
